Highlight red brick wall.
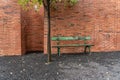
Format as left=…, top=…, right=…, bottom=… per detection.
left=0, top=0, right=44, bottom=56
left=0, top=0, right=120, bottom=56
left=44, top=0, right=120, bottom=54
left=0, top=0, right=22, bottom=56
left=21, top=7, right=44, bottom=52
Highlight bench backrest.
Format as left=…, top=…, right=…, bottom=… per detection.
left=51, top=36, right=91, bottom=41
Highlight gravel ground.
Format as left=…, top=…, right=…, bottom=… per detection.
left=0, top=52, right=120, bottom=80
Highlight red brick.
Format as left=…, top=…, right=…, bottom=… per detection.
left=0, top=0, right=22, bottom=56
left=21, top=7, right=44, bottom=52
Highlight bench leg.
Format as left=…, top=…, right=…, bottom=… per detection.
left=84, top=46, right=87, bottom=54
left=84, top=46, right=91, bottom=55
left=88, top=46, right=91, bottom=55
left=57, top=47, right=60, bottom=56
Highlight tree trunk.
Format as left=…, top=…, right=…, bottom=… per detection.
left=43, top=0, right=51, bottom=62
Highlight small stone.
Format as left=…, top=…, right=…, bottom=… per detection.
left=22, top=61, right=25, bottom=63
left=106, top=72, right=109, bottom=74
left=79, top=64, right=81, bottom=66
left=10, top=72, right=13, bottom=75
left=45, top=73, right=47, bottom=76
left=57, top=72, right=59, bottom=75
left=111, top=62, right=114, bottom=65
left=36, top=63, right=38, bottom=65
left=45, top=62, right=51, bottom=65
left=23, top=69, right=25, bottom=71
left=8, top=62, right=11, bottom=63
left=1, top=75, right=4, bottom=77
left=20, top=71, right=23, bottom=73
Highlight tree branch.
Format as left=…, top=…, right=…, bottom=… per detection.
left=43, top=0, right=48, bottom=10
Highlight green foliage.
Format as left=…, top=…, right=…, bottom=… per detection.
left=18, top=0, right=78, bottom=10
left=69, top=0, right=78, bottom=5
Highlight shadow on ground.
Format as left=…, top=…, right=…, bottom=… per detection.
left=0, top=52, right=120, bottom=80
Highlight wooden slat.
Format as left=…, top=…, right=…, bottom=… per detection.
left=51, top=36, right=91, bottom=41
left=52, top=44, right=94, bottom=47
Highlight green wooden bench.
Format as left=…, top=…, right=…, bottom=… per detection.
left=51, top=36, right=94, bottom=56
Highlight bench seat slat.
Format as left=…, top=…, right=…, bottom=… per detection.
left=51, top=36, right=91, bottom=41
left=52, top=44, right=94, bottom=48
